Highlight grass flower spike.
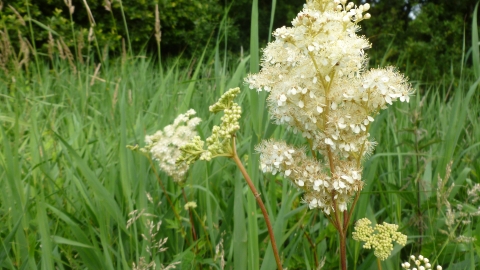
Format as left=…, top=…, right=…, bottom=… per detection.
left=352, top=218, right=407, bottom=261
left=142, top=109, right=201, bottom=182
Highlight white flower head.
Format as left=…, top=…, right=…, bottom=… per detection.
left=143, top=109, right=201, bottom=182
left=248, top=0, right=413, bottom=215
left=401, top=255, right=441, bottom=270
left=245, top=0, right=412, bottom=160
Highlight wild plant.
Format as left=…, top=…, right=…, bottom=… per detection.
left=246, top=0, right=412, bottom=268
left=143, top=1, right=413, bottom=269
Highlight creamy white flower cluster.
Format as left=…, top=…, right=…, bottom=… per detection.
left=246, top=0, right=412, bottom=158
left=248, top=0, right=412, bottom=213
left=401, top=255, right=442, bottom=270
left=256, top=140, right=363, bottom=214
left=178, top=88, right=242, bottom=164
left=142, top=109, right=201, bottom=182
left=352, top=218, right=407, bottom=261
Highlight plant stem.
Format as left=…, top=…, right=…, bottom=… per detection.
left=182, top=188, right=198, bottom=244
left=231, top=137, right=283, bottom=270
left=339, top=228, right=347, bottom=270
left=333, top=197, right=347, bottom=270
left=376, top=258, right=382, bottom=270
left=346, top=191, right=361, bottom=227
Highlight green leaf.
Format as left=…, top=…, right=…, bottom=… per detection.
left=52, top=236, right=94, bottom=249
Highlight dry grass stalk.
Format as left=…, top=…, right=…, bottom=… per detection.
left=56, top=39, right=65, bottom=60
left=0, top=29, right=12, bottom=74
left=17, top=31, right=30, bottom=71
left=77, top=30, right=84, bottom=64
left=64, top=0, right=75, bottom=15
left=154, top=4, right=161, bottom=45
left=104, top=0, right=112, bottom=12
left=60, top=38, right=77, bottom=74
left=82, top=0, right=96, bottom=26
left=88, top=27, right=94, bottom=43
left=47, top=30, right=55, bottom=61
left=8, top=5, right=26, bottom=26
left=214, top=236, right=225, bottom=270
left=89, top=63, right=102, bottom=86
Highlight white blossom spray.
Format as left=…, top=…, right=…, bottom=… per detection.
left=246, top=0, right=412, bottom=269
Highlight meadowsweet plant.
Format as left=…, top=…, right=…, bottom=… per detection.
left=138, top=109, right=202, bottom=247
left=246, top=0, right=412, bottom=268
left=352, top=218, right=407, bottom=261
left=178, top=87, right=283, bottom=269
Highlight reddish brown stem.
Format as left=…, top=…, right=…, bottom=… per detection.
left=346, top=191, right=361, bottom=227
left=232, top=137, right=283, bottom=270
left=339, top=229, right=347, bottom=270
left=332, top=193, right=347, bottom=270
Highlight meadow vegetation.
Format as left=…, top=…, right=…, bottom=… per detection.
left=0, top=0, right=480, bottom=269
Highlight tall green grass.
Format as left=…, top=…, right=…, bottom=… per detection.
left=0, top=1, right=479, bottom=269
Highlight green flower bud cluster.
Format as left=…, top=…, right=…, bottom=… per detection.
left=176, top=136, right=206, bottom=165
left=209, top=87, right=241, bottom=113
left=352, top=218, right=407, bottom=261
left=178, top=87, right=242, bottom=165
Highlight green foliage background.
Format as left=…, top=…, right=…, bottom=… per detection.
left=1, top=0, right=478, bottom=81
